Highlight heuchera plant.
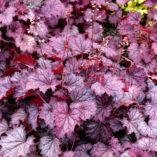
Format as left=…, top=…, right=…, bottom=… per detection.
left=0, top=0, right=157, bottom=156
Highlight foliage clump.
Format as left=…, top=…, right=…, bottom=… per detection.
left=0, top=0, right=157, bottom=156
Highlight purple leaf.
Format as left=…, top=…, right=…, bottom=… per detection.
left=15, top=34, right=36, bottom=53
left=128, top=42, right=141, bottom=64
left=70, top=87, right=93, bottom=102
left=0, top=119, right=8, bottom=136
left=64, top=74, right=84, bottom=92
left=91, top=73, right=124, bottom=96
left=41, top=0, right=65, bottom=17
left=85, top=121, right=112, bottom=143
left=104, top=47, right=119, bottom=59
left=74, top=143, right=92, bottom=157
left=63, top=151, right=75, bottom=157
left=144, top=0, right=157, bottom=7
left=0, top=0, right=5, bottom=12
left=150, top=33, right=157, bottom=42
left=129, top=147, right=150, bottom=157
left=118, top=85, right=144, bottom=106
left=122, top=108, right=144, bottom=138
left=109, top=10, right=122, bottom=24
left=109, top=120, right=123, bottom=132
left=116, top=0, right=129, bottom=5
left=65, top=58, right=85, bottom=73
left=0, top=7, right=16, bottom=26
left=127, top=65, right=147, bottom=89
left=145, top=102, right=157, bottom=120
left=138, top=137, right=157, bottom=151
left=26, top=59, right=59, bottom=93
left=107, top=3, right=119, bottom=11
left=118, top=19, right=135, bottom=35
left=0, top=126, right=34, bottom=157
left=7, top=21, right=23, bottom=39
left=39, top=136, right=61, bottom=157
left=10, top=108, right=26, bottom=125
left=11, top=70, right=29, bottom=99
left=101, top=150, right=115, bottom=157
left=71, top=100, right=97, bottom=121
left=94, top=95, right=112, bottom=121
left=0, top=77, right=11, bottom=100
left=39, top=103, right=55, bottom=129
left=109, top=137, right=122, bottom=156
left=152, top=42, right=157, bottom=55
left=147, top=79, right=157, bottom=101
left=50, top=35, right=71, bottom=59
left=127, top=12, right=142, bottom=25
left=91, top=0, right=111, bottom=5
left=86, top=22, right=103, bottom=41
left=69, top=34, right=92, bottom=55
left=138, top=120, right=157, bottom=138
left=90, top=142, right=107, bottom=157
left=28, top=104, right=39, bottom=130
left=28, top=20, right=48, bottom=37
left=54, top=101, right=80, bottom=138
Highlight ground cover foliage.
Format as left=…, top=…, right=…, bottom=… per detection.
left=0, top=0, right=157, bottom=156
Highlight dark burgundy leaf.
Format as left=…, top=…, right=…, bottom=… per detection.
left=13, top=54, right=37, bottom=67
